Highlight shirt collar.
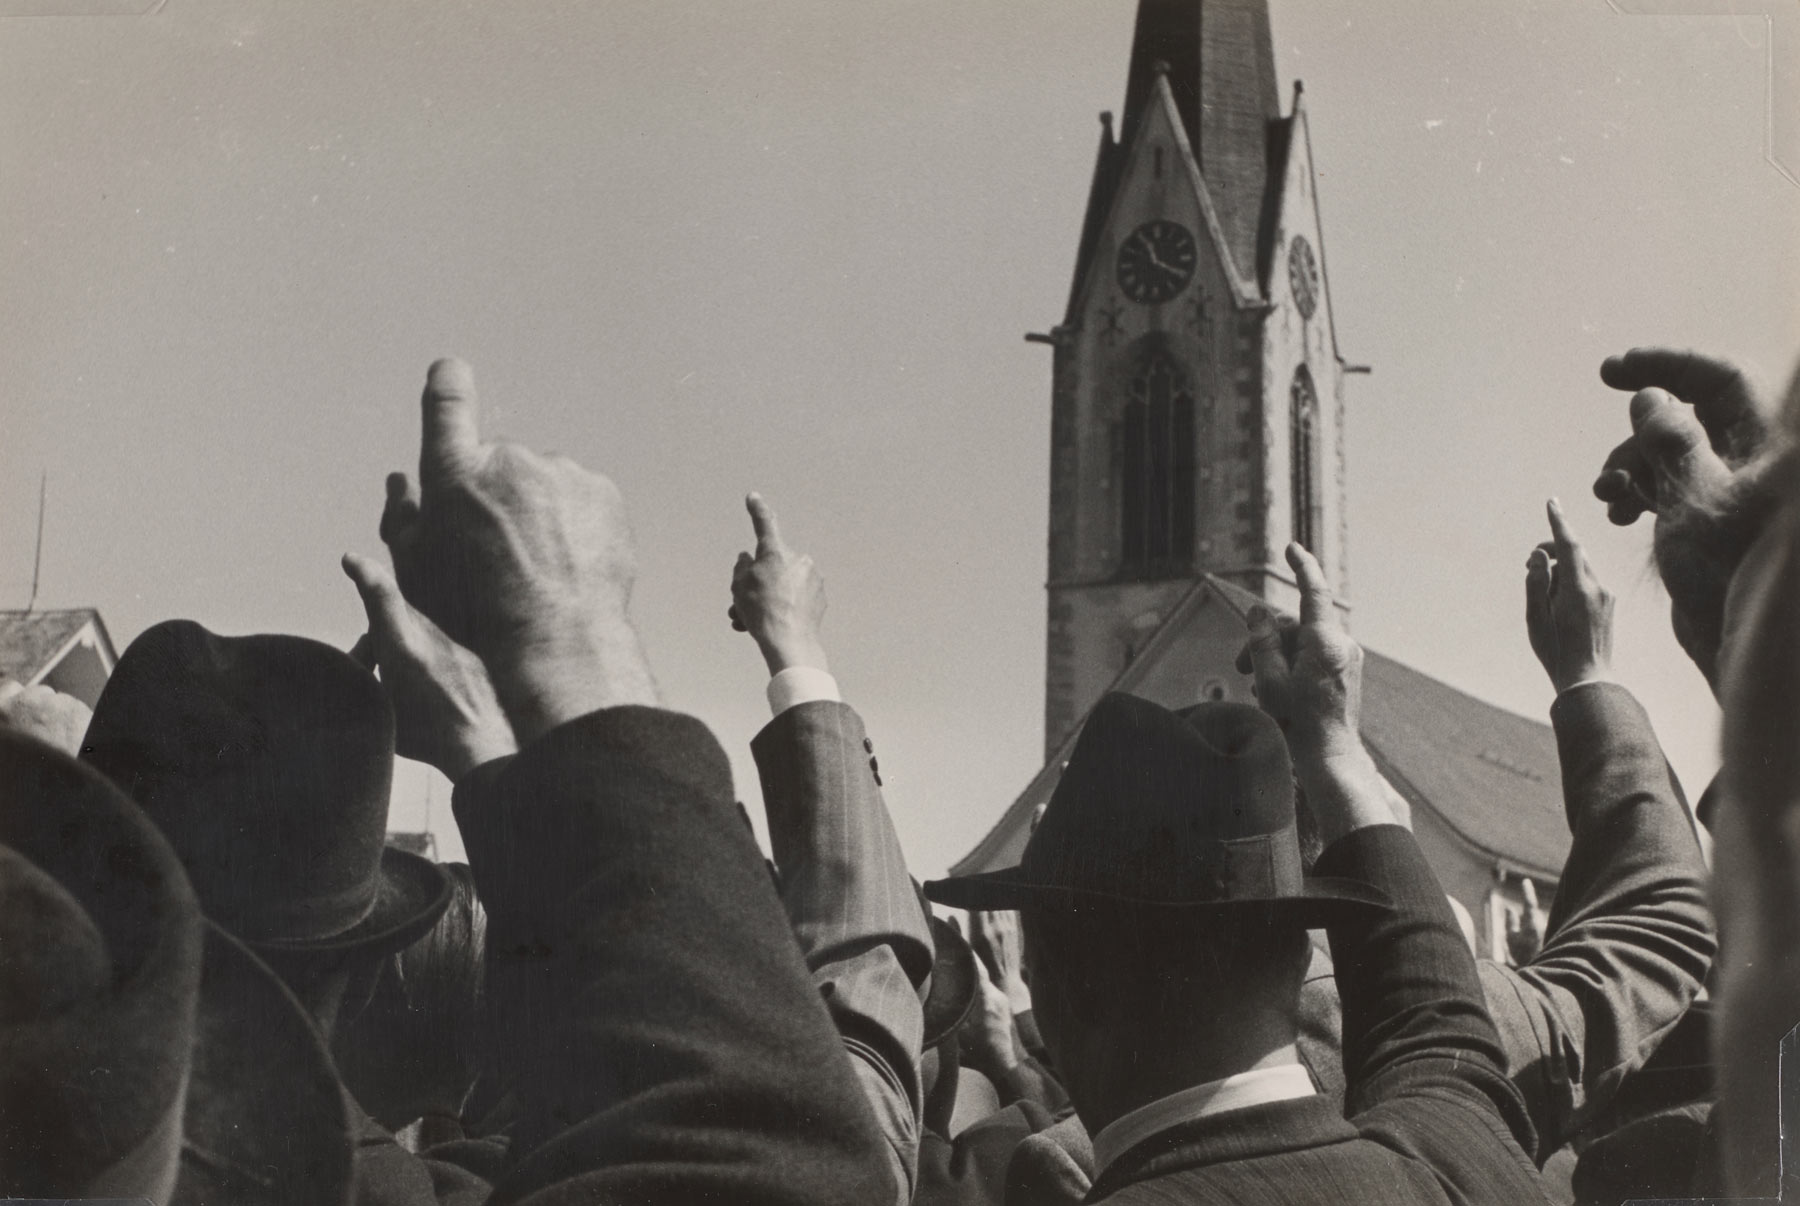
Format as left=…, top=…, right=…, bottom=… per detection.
left=1090, top=1062, right=1316, bottom=1176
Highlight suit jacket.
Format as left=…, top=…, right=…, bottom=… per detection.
left=914, top=1100, right=1066, bottom=1206
left=351, top=705, right=895, bottom=1206
left=1484, top=681, right=1715, bottom=1163
left=750, top=700, right=934, bottom=1205
left=1086, top=825, right=1547, bottom=1205
left=1288, top=683, right=1714, bottom=1166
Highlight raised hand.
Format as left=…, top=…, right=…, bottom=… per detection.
left=1525, top=498, right=1616, bottom=693
left=379, top=359, right=655, bottom=742
left=1591, top=349, right=1760, bottom=527
left=1238, top=544, right=1393, bottom=842
left=956, top=971, right=1022, bottom=1080
left=1595, top=349, right=1771, bottom=519
left=0, top=676, right=92, bottom=757
left=969, top=909, right=1032, bottom=1015
left=1239, top=543, right=1363, bottom=767
left=1589, top=348, right=1787, bottom=688
left=1505, top=879, right=1548, bottom=966
left=728, top=493, right=829, bottom=676
left=343, top=552, right=517, bottom=781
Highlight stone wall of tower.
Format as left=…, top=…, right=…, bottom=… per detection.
left=1261, top=99, right=1350, bottom=604
left=1044, top=86, right=1270, bottom=755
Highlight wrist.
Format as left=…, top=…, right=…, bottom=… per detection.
left=1285, top=720, right=1363, bottom=775
left=1003, top=974, right=1033, bottom=1017
left=1293, top=743, right=1392, bottom=845
left=444, top=721, right=518, bottom=782
left=1552, top=662, right=1613, bottom=694
left=969, top=1028, right=1020, bottom=1076
left=757, top=633, right=829, bottom=677
left=488, top=615, right=658, bottom=745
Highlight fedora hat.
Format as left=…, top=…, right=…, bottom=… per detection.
left=0, top=729, right=354, bottom=1206
left=924, top=694, right=1389, bottom=927
left=83, top=619, right=450, bottom=958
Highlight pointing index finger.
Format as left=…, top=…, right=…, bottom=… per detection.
left=420, top=358, right=482, bottom=487
left=1286, top=543, right=1335, bottom=627
left=1545, top=497, right=1578, bottom=554
left=746, top=492, right=783, bottom=552
left=1546, top=497, right=1598, bottom=580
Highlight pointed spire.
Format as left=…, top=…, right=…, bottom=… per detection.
left=1118, top=0, right=1279, bottom=279
left=1065, top=110, right=1124, bottom=320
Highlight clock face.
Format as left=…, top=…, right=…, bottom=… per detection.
left=1288, top=235, right=1320, bottom=320
left=1116, top=220, right=1197, bottom=304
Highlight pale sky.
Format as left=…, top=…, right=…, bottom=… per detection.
left=4, top=1, right=1796, bottom=874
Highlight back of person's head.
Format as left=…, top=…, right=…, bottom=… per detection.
left=332, top=864, right=489, bottom=1130
left=924, top=694, right=1387, bottom=1078
left=1022, top=901, right=1312, bottom=1035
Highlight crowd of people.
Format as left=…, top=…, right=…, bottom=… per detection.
left=1, top=344, right=1796, bottom=1205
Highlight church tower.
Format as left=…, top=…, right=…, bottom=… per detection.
left=965, top=3, right=1571, bottom=960
left=1036, top=0, right=1354, bottom=755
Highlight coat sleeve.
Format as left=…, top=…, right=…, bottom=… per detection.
left=451, top=705, right=898, bottom=1206
left=1317, top=825, right=1545, bottom=1202
left=1480, top=681, right=1716, bottom=1162
left=751, top=700, right=933, bottom=1206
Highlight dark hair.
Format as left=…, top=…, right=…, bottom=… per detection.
left=1022, top=900, right=1310, bottom=1028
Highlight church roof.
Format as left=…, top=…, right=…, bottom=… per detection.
left=0, top=608, right=115, bottom=685
left=950, top=575, right=1571, bottom=881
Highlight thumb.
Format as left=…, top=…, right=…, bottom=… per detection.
left=342, top=553, right=410, bottom=645
left=746, top=491, right=784, bottom=553
left=419, top=358, right=483, bottom=487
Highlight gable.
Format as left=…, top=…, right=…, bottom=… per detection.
left=1264, top=95, right=1346, bottom=363
left=1071, top=75, right=1265, bottom=325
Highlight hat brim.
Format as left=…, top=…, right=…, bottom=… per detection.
left=247, top=848, right=453, bottom=960
left=922, top=915, right=981, bottom=1049
left=178, top=922, right=355, bottom=1206
left=922, top=866, right=1392, bottom=929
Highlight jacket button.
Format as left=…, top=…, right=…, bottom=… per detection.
left=863, top=736, right=875, bottom=753
left=869, top=756, right=882, bottom=786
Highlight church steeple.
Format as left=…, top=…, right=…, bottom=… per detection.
left=1038, top=0, right=1352, bottom=755
left=1119, top=0, right=1279, bottom=281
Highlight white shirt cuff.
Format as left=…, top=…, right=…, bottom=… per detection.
left=1556, top=675, right=1616, bottom=698
left=767, top=666, right=841, bottom=717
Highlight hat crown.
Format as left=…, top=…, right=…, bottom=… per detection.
left=0, top=730, right=203, bottom=1199
left=83, top=620, right=397, bottom=945
left=1021, top=695, right=1302, bottom=906
left=0, top=849, right=112, bottom=1024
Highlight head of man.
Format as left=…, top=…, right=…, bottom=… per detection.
left=1020, top=901, right=1312, bottom=1127
left=82, top=620, right=452, bottom=1035
left=924, top=694, right=1386, bottom=1133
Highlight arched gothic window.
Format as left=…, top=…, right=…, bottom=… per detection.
left=1120, top=350, right=1195, bottom=575
left=1290, top=365, right=1320, bottom=553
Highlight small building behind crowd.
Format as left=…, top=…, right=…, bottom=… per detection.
left=2, top=606, right=447, bottom=864
left=0, top=607, right=118, bottom=708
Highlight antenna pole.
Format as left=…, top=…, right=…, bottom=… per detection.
left=27, top=472, right=46, bottom=613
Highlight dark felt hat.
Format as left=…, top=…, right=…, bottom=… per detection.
left=925, top=694, right=1390, bottom=926
left=922, top=914, right=980, bottom=1049
left=0, top=729, right=354, bottom=1206
left=82, top=619, right=451, bottom=958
